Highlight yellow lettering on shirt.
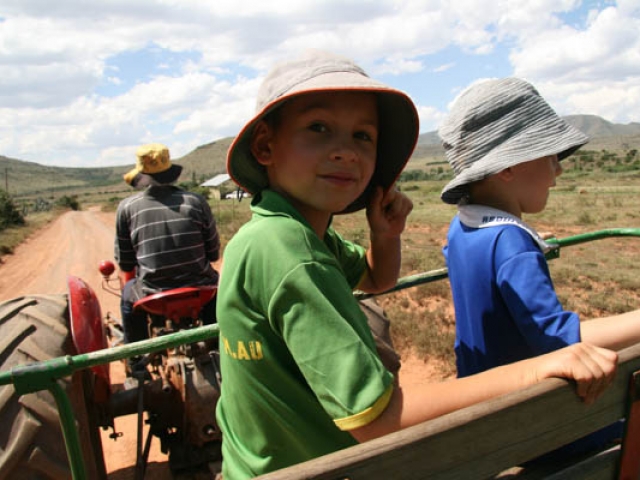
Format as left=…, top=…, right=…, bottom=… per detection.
left=237, top=341, right=250, bottom=360
left=220, top=335, right=263, bottom=361
left=249, top=341, right=263, bottom=360
left=222, top=336, right=236, bottom=359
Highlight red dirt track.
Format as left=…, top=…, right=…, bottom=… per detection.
left=0, top=208, right=174, bottom=479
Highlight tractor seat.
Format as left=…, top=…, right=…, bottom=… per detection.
left=133, top=286, right=217, bottom=322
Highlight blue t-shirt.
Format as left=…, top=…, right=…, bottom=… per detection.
left=444, top=215, right=580, bottom=377
left=444, top=210, right=621, bottom=461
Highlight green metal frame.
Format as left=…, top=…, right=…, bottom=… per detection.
left=0, top=228, right=638, bottom=479
left=0, top=324, right=221, bottom=479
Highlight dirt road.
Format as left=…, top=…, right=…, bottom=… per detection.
left=0, top=208, right=174, bottom=479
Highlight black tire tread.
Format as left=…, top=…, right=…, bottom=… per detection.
left=0, top=294, right=106, bottom=480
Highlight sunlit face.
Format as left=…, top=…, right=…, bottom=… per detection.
left=252, top=91, right=378, bottom=231
left=512, top=154, right=563, bottom=214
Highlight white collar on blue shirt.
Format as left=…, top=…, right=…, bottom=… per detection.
left=457, top=204, right=556, bottom=254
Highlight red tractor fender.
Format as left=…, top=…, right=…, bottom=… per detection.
left=67, top=275, right=111, bottom=402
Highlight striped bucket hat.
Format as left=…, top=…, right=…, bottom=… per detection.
left=439, top=77, right=589, bottom=204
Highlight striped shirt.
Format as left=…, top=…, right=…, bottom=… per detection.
left=115, top=186, right=220, bottom=299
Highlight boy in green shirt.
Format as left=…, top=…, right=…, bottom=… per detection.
left=216, top=51, right=618, bottom=479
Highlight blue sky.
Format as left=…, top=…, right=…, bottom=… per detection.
left=0, top=0, right=638, bottom=168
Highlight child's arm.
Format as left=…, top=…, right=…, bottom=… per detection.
left=358, top=186, right=413, bottom=293
left=580, top=309, right=640, bottom=351
left=350, top=342, right=617, bottom=442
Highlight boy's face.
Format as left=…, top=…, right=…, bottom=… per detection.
left=252, top=91, right=378, bottom=229
left=511, top=154, right=562, bottom=214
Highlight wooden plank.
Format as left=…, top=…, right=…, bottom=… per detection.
left=257, top=343, right=640, bottom=480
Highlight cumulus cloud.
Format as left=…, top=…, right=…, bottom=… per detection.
left=0, top=0, right=638, bottom=167
left=506, top=2, right=640, bottom=122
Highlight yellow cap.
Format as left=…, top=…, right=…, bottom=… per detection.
left=124, top=143, right=181, bottom=186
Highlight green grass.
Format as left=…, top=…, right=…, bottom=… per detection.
left=2, top=166, right=639, bottom=378
left=0, top=210, right=61, bottom=257
left=341, top=175, right=640, bottom=373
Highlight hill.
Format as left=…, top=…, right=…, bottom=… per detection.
left=174, top=137, right=232, bottom=182
left=0, top=138, right=232, bottom=199
left=409, top=115, right=640, bottom=169
left=416, top=115, right=640, bottom=146
left=563, top=114, right=640, bottom=138
left=1, top=114, right=638, bottom=198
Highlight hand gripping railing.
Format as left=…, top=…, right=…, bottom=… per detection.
left=0, top=228, right=638, bottom=479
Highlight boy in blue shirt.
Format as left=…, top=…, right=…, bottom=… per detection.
left=440, top=77, right=640, bottom=461
left=216, top=54, right=619, bottom=479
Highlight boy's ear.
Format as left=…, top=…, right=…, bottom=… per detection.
left=250, top=121, right=274, bottom=166
left=496, top=167, right=515, bottom=182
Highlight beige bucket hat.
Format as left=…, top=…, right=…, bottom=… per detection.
left=226, top=50, right=420, bottom=213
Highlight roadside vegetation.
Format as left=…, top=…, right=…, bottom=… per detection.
left=2, top=148, right=639, bottom=377
left=0, top=190, right=81, bottom=256
left=212, top=148, right=640, bottom=378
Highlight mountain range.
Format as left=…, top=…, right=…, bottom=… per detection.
left=2, top=114, right=639, bottom=198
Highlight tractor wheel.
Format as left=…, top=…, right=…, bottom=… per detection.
left=0, top=295, right=107, bottom=480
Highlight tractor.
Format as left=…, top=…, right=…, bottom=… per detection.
left=0, top=260, right=222, bottom=479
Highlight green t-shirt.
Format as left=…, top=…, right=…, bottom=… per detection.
left=216, top=190, right=394, bottom=479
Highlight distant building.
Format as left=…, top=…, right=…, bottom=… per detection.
left=200, top=174, right=231, bottom=200
left=200, top=173, right=251, bottom=201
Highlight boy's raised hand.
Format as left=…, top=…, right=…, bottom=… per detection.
left=366, top=185, right=413, bottom=238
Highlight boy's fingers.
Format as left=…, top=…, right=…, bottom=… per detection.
left=382, top=189, right=412, bottom=216
left=570, top=344, right=617, bottom=403
left=367, top=186, right=385, bottom=213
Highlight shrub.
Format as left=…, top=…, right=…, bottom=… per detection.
left=55, top=195, right=81, bottom=211
left=0, top=189, right=25, bottom=230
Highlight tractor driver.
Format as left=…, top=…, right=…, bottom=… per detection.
left=114, top=143, right=220, bottom=348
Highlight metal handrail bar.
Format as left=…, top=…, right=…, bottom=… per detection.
left=355, top=227, right=640, bottom=299
left=0, top=325, right=220, bottom=480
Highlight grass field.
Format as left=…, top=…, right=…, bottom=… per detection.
left=205, top=169, right=640, bottom=377
left=2, top=165, right=639, bottom=378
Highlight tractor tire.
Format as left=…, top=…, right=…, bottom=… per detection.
left=0, top=295, right=107, bottom=480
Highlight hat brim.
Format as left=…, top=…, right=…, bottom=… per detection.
left=440, top=118, right=588, bottom=204
left=227, top=73, right=419, bottom=214
left=131, top=164, right=183, bottom=188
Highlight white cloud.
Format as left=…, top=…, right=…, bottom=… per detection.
left=417, top=104, right=448, bottom=132
left=434, top=63, right=455, bottom=73
left=0, top=0, right=638, bottom=167
left=507, top=3, right=640, bottom=121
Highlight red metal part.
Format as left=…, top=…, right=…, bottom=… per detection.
left=121, top=269, right=135, bottom=283
left=618, top=370, right=640, bottom=480
left=134, top=286, right=217, bottom=322
left=67, top=275, right=111, bottom=402
left=98, top=260, right=115, bottom=277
